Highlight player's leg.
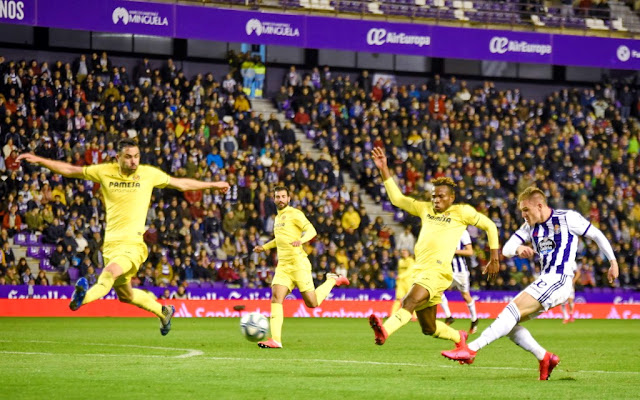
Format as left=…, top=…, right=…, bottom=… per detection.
left=561, top=302, right=570, bottom=323
left=417, top=305, right=464, bottom=345
left=302, top=266, right=349, bottom=308
left=72, top=261, right=122, bottom=309
left=259, top=284, right=288, bottom=348
left=440, top=292, right=454, bottom=325
left=461, top=291, right=479, bottom=333
left=369, top=283, right=429, bottom=345
left=568, top=296, right=575, bottom=322
left=113, top=282, right=174, bottom=335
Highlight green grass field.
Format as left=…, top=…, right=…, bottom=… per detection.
left=1, top=317, right=638, bottom=400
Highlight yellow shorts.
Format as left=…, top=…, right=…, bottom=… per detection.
left=102, top=242, right=148, bottom=287
left=395, top=275, right=412, bottom=301
left=411, top=266, right=453, bottom=311
left=272, top=257, right=314, bottom=293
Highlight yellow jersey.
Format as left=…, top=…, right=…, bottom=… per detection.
left=384, top=178, right=499, bottom=271
left=263, top=205, right=316, bottom=264
left=83, top=163, right=170, bottom=244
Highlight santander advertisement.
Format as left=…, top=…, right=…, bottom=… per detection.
left=2, top=299, right=640, bottom=320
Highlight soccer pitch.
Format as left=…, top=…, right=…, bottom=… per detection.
left=1, top=318, right=638, bottom=400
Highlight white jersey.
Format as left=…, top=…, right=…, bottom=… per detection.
left=452, top=230, right=472, bottom=273
left=507, top=209, right=591, bottom=276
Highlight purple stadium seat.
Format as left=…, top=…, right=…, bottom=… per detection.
left=39, top=258, right=55, bottom=272
left=26, top=233, right=40, bottom=245
left=68, top=267, right=80, bottom=283
left=26, top=246, right=41, bottom=258
left=213, top=281, right=226, bottom=289
left=13, top=232, right=27, bottom=246
left=393, top=210, right=405, bottom=222
left=188, top=281, right=200, bottom=289
left=41, top=245, right=55, bottom=258
left=200, top=281, right=212, bottom=288
left=382, top=201, right=394, bottom=212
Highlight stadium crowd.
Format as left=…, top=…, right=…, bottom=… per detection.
left=0, top=52, right=638, bottom=294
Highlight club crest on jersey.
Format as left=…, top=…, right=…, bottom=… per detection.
left=132, top=174, right=140, bottom=181
left=538, top=237, right=556, bottom=255
left=554, top=224, right=561, bottom=234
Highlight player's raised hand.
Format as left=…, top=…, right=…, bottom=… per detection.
left=290, top=240, right=301, bottom=247
left=607, top=259, right=619, bottom=284
left=16, top=153, right=42, bottom=164
left=516, top=245, right=535, bottom=258
left=371, top=147, right=387, bottom=170
left=253, top=245, right=264, bottom=253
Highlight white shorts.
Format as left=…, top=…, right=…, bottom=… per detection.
left=523, top=274, right=573, bottom=312
left=450, top=272, right=470, bottom=293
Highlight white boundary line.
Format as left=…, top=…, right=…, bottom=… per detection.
left=0, top=339, right=203, bottom=358
left=1, top=340, right=637, bottom=376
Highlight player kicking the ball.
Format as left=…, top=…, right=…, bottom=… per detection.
left=252, top=185, right=349, bottom=349
left=369, top=147, right=500, bottom=351
left=442, top=186, right=619, bottom=380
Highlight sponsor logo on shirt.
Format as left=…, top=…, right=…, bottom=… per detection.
left=425, top=213, right=452, bottom=224
left=538, top=237, right=556, bottom=255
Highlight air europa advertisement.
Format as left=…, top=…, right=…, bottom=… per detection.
left=5, top=0, right=640, bottom=69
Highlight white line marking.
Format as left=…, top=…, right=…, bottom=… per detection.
left=2, top=342, right=635, bottom=376
left=0, top=340, right=203, bottom=358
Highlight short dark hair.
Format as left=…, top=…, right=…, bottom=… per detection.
left=274, top=185, right=289, bottom=195
left=117, top=138, right=138, bottom=153
left=431, top=177, right=457, bottom=194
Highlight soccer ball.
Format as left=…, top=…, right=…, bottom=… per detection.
left=239, top=312, right=270, bottom=342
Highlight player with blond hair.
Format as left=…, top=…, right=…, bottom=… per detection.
left=442, top=186, right=619, bottom=380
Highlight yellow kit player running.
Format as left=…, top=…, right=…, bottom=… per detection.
left=252, top=186, right=349, bottom=348
left=369, top=147, right=500, bottom=350
left=17, top=138, right=229, bottom=335
left=391, top=248, right=416, bottom=315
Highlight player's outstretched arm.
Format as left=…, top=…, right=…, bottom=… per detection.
left=168, top=177, right=230, bottom=193
left=570, top=212, right=618, bottom=284
left=16, top=153, right=84, bottom=179
left=472, top=211, right=501, bottom=279
left=372, top=147, right=418, bottom=214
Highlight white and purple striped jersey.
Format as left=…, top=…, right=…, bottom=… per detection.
left=507, top=209, right=592, bottom=276
left=452, top=230, right=472, bottom=273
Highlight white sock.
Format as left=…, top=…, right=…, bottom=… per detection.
left=507, top=325, right=546, bottom=361
left=469, top=303, right=520, bottom=352
left=467, top=299, right=477, bottom=322
left=561, top=303, right=569, bottom=320
left=440, top=293, right=452, bottom=318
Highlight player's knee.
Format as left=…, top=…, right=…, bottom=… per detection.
left=117, top=294, right=133, bottom=303
left=421, top=325, right=436, bottom=336
left=304, top=299, right=318, bottom=308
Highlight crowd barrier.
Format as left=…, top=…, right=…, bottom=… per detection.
left=2, top=299, right=639, bottom=319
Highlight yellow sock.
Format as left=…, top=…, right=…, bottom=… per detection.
left=129, top=289, right=163, bottom=318
left=390, top=300, right=402, bottom=315
left=270, top=303, right=284, bottom=343
left=383, top=308, right=412, bottom=337
left=82, top=271, right=114, bottom=304
left=433, top=320, right=461, bottom=342
left=315, top=278, right=337, bottom=305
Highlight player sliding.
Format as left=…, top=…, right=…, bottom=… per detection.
left=442, top=186, right=619, bottom=380
left=439, top=230, right=480, bottom=334
left=369, top=147, right=500, bottom=350
left=17, top=138, right=230, bottom=335
left=252, top=185, right=349, bottom=349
